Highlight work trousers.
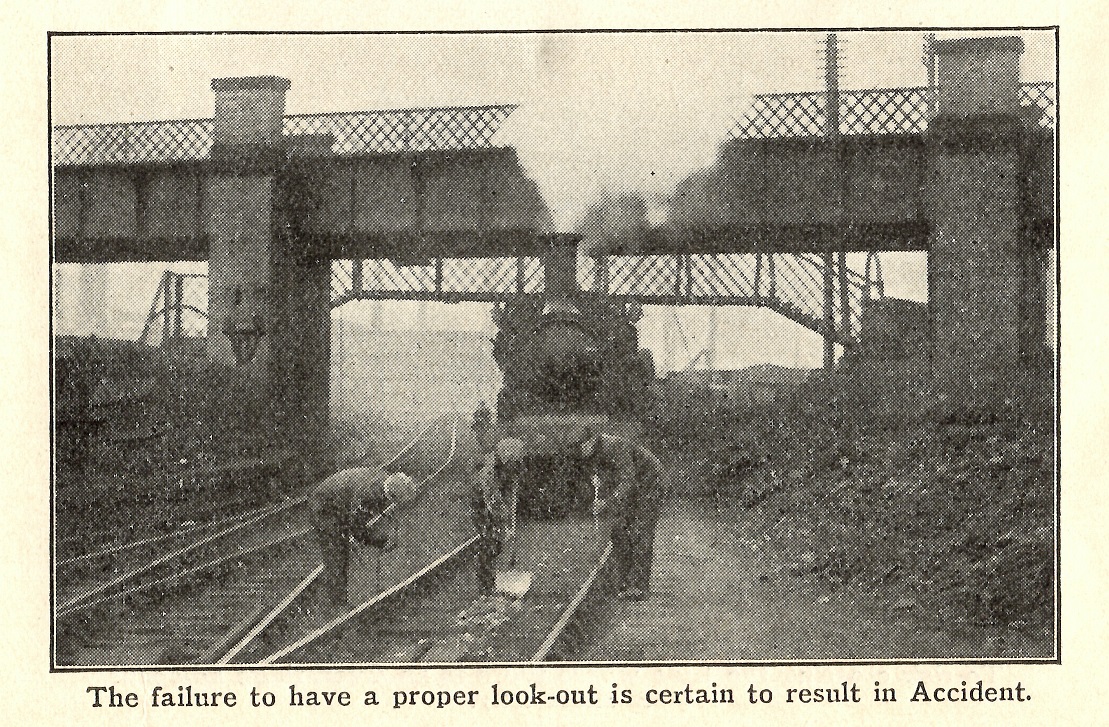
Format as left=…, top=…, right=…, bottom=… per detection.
left=610, top=486, right=662, bottom=592
left=470, top=473, right=506, bottom=595
left=470, top=457, right=522, bottom=595
left=474, top=525, right=504, bottom=595
left=312, top=499, right=390, bottom=606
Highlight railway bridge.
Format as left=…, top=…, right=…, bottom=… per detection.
left=53, top=35, right=1055, bottom=459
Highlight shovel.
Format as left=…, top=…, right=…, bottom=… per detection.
left=494, top=484, right=533, bottom=598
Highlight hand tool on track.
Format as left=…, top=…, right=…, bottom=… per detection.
left=494, top=483, right=532, bottom=598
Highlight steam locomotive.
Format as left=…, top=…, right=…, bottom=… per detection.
left=489, top=239, right=655, bottom=518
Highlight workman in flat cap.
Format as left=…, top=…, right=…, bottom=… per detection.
left=580, top=431, right=666, bottom=601
left=309, top=466, right=419, bottom=607
left=470, top=437, right=526, bottom=595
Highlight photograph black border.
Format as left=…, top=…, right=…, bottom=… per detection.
left=47, top=25, right=1062, bottom=672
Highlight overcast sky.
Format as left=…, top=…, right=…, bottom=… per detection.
left=51, top=30, right=1055, bottom=370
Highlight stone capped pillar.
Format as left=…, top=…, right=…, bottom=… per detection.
left=926, top=36, right=1043, bottom=395
left=211, top=76, right=289, bottom=148
left=934, top=37, right=1023, bottom=116
left=206, top=76, right=290, bottom=371
left=205, top=76, right=329, bottom=463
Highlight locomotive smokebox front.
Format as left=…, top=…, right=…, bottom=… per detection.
left=529, top=299, right=602, bottom=411
left=491, top=235, right=655, bottom=518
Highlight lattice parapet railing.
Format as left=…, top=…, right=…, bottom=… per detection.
left=283, top=105, right=517, bottom=156
left=839, top=87, right=931, bottom=135
left=730, top=82, right=1055, bottom=139
left=53, top=118, right=215, bottom=166
left=1020, top=81, right=1056, bottom=129
left=53, top=105, right=517, bottom=166
left=440, top=257, right=535, bottom=294
left=581, top=252, right=884, bottom=343
left=331, top=257, right=544, bottom=305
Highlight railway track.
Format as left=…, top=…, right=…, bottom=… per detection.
left=55, top=451, right=309, bottom=564
left=55, top=416, right=461, bottom=667
left=218, top=536, right=481, bottom=664
left=57, top=415, right=618, bottom=666
left=221, top=516, right=615, bottom=665
left=56, top=496, right=310, bottom=617
left=57, top=524, right=319, bottom=666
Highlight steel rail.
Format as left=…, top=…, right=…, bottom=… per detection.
left=196, top=596, right=286, bottom=666
left=531, top=542, right=613, bottom=662
left=259, top=536, right=479, bottom=665
left=212, top=416, right=462, bottom=664
left=214, top=565, right=325, bottom=665
left=59, top=526, right=312, bottom=618
left=57, top=488, right=265, bottom=549
left=58, top=496, right=307, bottom=567
left=57, top=504, right=304, bottom=613
left=381, top=417, right=443, bottom=470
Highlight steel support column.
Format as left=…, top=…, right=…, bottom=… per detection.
left=823, top=252, right=835, bottom=368
left=351, top=259, right=364, bottom=297
left=824, top=31, right=845, bottom=369
left=162, top=271, right=173, bottom=347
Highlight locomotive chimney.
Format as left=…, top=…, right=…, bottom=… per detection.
left=544, top=235, right=580, bottom=298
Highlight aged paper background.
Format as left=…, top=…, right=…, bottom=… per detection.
left=3, top=1, right=1106, bottom=725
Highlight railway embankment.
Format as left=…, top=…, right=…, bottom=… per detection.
left=651, top=358, right=1054, bottom=656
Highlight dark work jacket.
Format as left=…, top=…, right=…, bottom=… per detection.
left=593, top=434, right=665, bottom=509
left=309, top=466, right=392, bottom=536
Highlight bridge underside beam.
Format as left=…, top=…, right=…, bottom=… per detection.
left=638, top=220, right=930, bottom=254
left=52, top=219, right=934, bottom=265
left=53, top=235, right=210, bottom=263
left=305, top=230, right=576, bottom=262
left=309, top=220, right=933, bottom=259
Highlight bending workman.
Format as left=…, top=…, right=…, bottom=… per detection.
left=309, top=466, right=418, bottom=607
left=580, top=432, right=666, bottom=601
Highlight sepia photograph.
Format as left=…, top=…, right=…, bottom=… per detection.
left=50, top=28, right=1057, bottom=668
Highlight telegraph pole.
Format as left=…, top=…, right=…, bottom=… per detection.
left=923, top=33, right=937, bottom=120
left=822, top=32, right=846, bottom=370
left=706, top=306, right=719, bottom=375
